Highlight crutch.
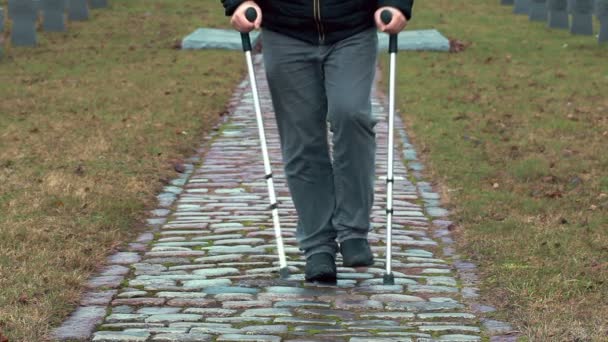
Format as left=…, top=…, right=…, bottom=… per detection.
left=381, top=10, right=398, bottom=286
left=239, top=8, right=289, bottom=279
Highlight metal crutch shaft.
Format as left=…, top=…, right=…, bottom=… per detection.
left=240, top=8, right=289, bottom=279
left=381, top=10, right=398, bottom=286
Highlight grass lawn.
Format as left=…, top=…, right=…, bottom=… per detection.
left=0, top=1, right=243, bottom=340
left=391, top=0, right=607, bottom=340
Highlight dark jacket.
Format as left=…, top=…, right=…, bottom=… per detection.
left=221, top=0, right=414, bottom=45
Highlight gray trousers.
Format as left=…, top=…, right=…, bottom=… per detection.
left=262, top=27, right=378, bottom=258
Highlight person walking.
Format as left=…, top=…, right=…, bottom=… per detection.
left=221, top=0, right=413, bottom=282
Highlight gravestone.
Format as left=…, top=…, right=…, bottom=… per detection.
left=41, top=0, right=67, bottom=32
left=568, top=0, right=576, bottom=12
left=501, top=0, right=515, bottom=5
left=530, top=0, right=548, bottom=20
left=571, top=0, right=594, bottom=34
left=514, top=0, right=530, bottom=13
left=8, top=0, right=37, bottom=47
left=598, top=0, right=608, bottom=42
left=90, top=0, right=108, bottom=9
left=548, top=0, right=570, bottom=28
left=68, top=0, right=89, bottom=21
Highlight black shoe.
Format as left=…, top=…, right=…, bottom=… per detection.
left=340, top=238, right=374, bottom=267
left=305, top=253, right=337, bottom=282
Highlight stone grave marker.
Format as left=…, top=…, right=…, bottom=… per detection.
left=90, top=0, right=109, bottom=9
left=41, top=0, right=67, bottom=32
left=598, top=0, right=608, bottom=42
left=68, top=0, right=89, bottom=21
left=530, top=0, right=548, bottom=21
left=502, top=0, right=515, bottom=5
left=548, top=0, right=570, bottom=28
left=514, top=0, right=531, bottom=14
left=571, top=0, right=594, bottom=34
left=8, top=0, right=37, bottom=47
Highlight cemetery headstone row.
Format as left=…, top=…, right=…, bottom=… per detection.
left=501, top=0, right=607, bottom=43
left=0, top=0, right=109, bottom=57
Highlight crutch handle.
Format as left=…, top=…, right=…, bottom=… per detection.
left=380, top=10, right=398, bottom=54
left=245, top=7, right=258, bottom=22
left=240, top=7, right=258, bottom=52
left=381, top=10, right=393, bottom=25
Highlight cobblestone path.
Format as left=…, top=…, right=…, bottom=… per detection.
left=54, top=55, right=515, bottom=342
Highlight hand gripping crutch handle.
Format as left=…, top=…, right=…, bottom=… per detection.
left=381, top=10, right=398, bottom=54
left=240, top=7, right=258, bottom=52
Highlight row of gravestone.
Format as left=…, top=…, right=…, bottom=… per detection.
left=0, top=0, right=108, bottom=57
left=500, top=0, right=608, bottom=43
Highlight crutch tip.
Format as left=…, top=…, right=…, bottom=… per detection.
left=279, top=267, right=290, bottom=279
left=383, top=273, right=395, bottom=285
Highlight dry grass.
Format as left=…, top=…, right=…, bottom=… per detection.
left=390, top=0, right=608, bottom=340
left=0, top=1, right=243, bottom=340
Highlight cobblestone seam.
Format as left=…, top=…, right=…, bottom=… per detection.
left=53, top=54, right=514, bottom=342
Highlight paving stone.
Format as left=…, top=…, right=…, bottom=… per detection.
left=152, top=333, right=213, bottom=341
left=482, top=319, right=515, bottom=335
left=167, top=298, right=215, bottom=307
left=184, top=308, right=237, bottom=316
left=112, top=297, right=167, bottom=306
left=274, top=317, right=337, bottom=325
left=369, top=294, right=425, bottom=302
left=295, top=308, right=357, bottom=320
left=100, top=323, right=166, bottom=329
left=193, top=267, right=240, bottom=276
left=204, top=286, right=260, bottom=295
left=182, top=278, right=232, bottom=288
left=408, top=285, right=459, bottom=293
left=426, top=276, right=458, bottom=286
left=418, top=312, right=476, bottom=319
left=118, top=291, right=148, bottom=298
left=437, top=335, right=481, bottom=341
left=359, top=312, right=415, bottom=320
left=241, top=308, right=292, bottom=317
left=145, top=314, right=203, bottom=323
left=334, top=298, right=383, bottom=310
left=418, top=325, right=481, bottom=333
left=386, top=301, right=464, bottom=312
left=223, top=300, right=273, bottom=309
left=136, top=307, right=182, bottom=315
left=217, top=334, right=281, bottom=342
left=351, top=338, right=413, bottom=342
left=274, top=300, right=330, bottom=308
left=240, top=324, right=288, bottom=334
left=106, top=314, right=148, bottom=323
left=189, top=323, right=241, bottom=334
left=156, top=292, right=208, bottom=298
left=52, top=306, right=108, bottom=340
left=81, top=291, right=118, bottom=306
left=206, top=317, right=272, bottom=324
left=92, top=330, right=150, bottom=341
left=215, top=293, right=255, bottom=301
left=86, top=275, right=124, bottom=289
left=111, top=306, right=135, bottom=314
